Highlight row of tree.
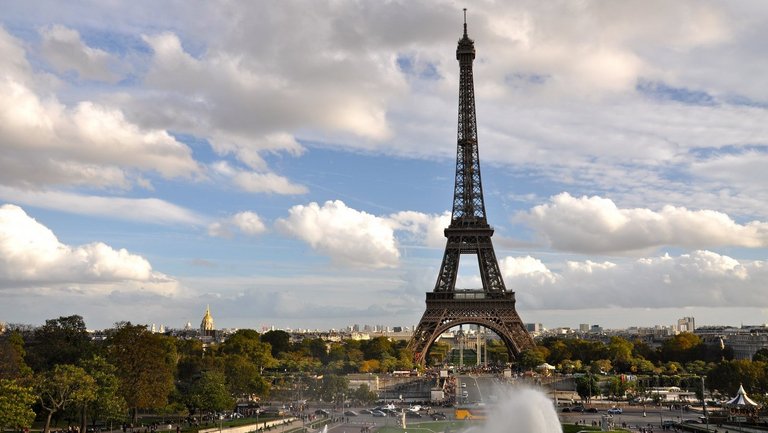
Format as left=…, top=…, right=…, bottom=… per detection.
left=0, top=315, right=410, bottom=432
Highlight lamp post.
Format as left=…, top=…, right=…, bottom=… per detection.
left=701, top=376, right=710, bottom=432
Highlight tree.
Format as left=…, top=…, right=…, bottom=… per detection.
left=575, top=374, right=599, bottom=403
left=27, top=315, right=92, bottom=372
left=427, top=341, right=451, bottom=365
left=188, top=371, right=234, bottom=415
left=605, top=376, right=630, bottom=400
left=0, top=379, right=36, bottom=431
left=223, top=354, right=270, bottom=398
left=661, top=333, right=702, bottom=363
left=220, top=330, right=276, bottom=372
left=361, top=337, right=392, bottom=360
left=262, top=330, right=291, bottom=358
left=107, top=323, right=176, bottom=422
left=518, top=347, right=550, bottom=371
left=607, top=337, right=634, bottom=371
left=590, top=359, right=613, bottom=375
left=0, top=332, right=32, bottom=381
left=351, top=384, right=377, bottom=405
left=37, top=364, right=97, bottom=433
left=753, top=348, right=768, bottom=363
left=81, top=356, right=127, bottom=428
left=317, top=374, right=349, bottom=403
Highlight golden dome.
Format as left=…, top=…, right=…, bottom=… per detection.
left=200, top=304, right=215, bottom=331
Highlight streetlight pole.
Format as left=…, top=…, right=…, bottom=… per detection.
left=701, top=376, right=709, bottom=432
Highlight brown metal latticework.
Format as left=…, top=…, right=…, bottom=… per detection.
left=408, top=14, right=534, bottom=366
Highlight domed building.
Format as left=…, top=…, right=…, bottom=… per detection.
left=200, top=305, right=216, bottom=338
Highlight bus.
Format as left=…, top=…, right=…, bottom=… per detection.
left=454, top=406, right=486, bottom=420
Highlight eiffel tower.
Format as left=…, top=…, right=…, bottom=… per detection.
left=408, top=12, right=534, bottom=366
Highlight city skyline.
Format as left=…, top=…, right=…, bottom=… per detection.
left=1, top=2, right=768, bottom=331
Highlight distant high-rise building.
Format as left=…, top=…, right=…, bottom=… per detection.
left=579, top=323, right=590, bottom=332
left=525, top=323, right=543, bottom=333
left=590, top=325, right=603, bottom=333
left=678, top=317, right=695, bottom=333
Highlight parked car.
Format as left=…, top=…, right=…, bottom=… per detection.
left=586, top=407, right=598, bottom=413
left=360, top=409, right=372, bottom=414
left=344, top=410, right=358, bottom=416
left=431, top=412, right=447, bottom=420
left=405, top=411, right=422, bottom=418
left=314, top=409, right=330, bottom=416
left=561, top=407, right=571, bottom=413
left=371, top=410, right=386, bottom=417
left=607, top=407, right=623, bottom=414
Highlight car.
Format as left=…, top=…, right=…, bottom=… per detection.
left=585, top=407, right=598, bottom=413
left=405, top=411, right=422, bottom=418
left=682, top=419, right=702, bottom=424
left=344, top=410, right=358, bottom=416
left=461, top=391, right=469, bottom=397
left=431, top=412, right=447, bottom=420
left=371, top=410, right=386, bottom=417
left=607, top=407, right=623, bottom=414
left=571, top=406, right=585, bottom=412
left=360, top=409, right=372, bottom=414
left=314, top=409, right=330, bottom=416
left=561, top=407, right=571, bottom=413
left=461, top=383, right=467, bottom=388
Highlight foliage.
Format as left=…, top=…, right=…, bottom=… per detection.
left=605, top=376, right=630, bottom=399
left=223, top=354, right=270, bottom=398
left=262, top=330, right=291, bottom=358
left=0, top=379, right=36, bottom=430
left=0, top=332, right=33, bottom=381
left=220, top=330, right=277, bottom=372
left=518, top=346, right=550, bottom=370
left=107, top=323, right=176, bottom=421
left=316, top=374, right=349, bottom=403
left=188, top=370, right=234, bottom=414
left=575, top=374, right=599, bottom=403
left=81, top=355, right=128, bottom=424
left=351, top=384, right=377, bottom=404
left=37, top=364, right=97, bottom=433
left=27, top=315, right=92, bottom=372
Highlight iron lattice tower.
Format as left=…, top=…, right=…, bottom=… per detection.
left=408, top=13, right=534, bottom=366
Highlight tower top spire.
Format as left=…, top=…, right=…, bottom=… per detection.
left=463, top=8, right=467, bottom=37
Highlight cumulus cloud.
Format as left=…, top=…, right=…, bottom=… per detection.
left=208, top=211, right=267, bottom=238
left=387, top=210, right=450, bottom=248
left=132, top=24, right=403, bottom=171
left=0, top=27, right=202, bottom=190
left=503, top=250, right=768, bottom=311
left=40, top=25, right=119, bottom=82
left=275, top=200, right=400, bottom=268
left=0, top=204, right=177, bottom=295
left=519, top=193, right=768, bottom=254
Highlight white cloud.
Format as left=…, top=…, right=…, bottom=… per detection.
left=0, top=28, right=202, bottom=190
left=520, top=193, right=768, bottom=254
left=211, top=161, right=308, bottom=195
left=275, top=200, right=400, bottom=268
left=0, top=187, right=202, bottom=225
left=131, top=26, right=403, bottom=170
left=39, top=25, right=119, bottom=82
left=0, top=204, right=177, bottom=295
left=387, top=210, right=450, bottom=248
left=233, top=172, right=308, bottom=195
left=503, top=250, right=768, bottom=311
left=208, top=211, right=267, bottom=238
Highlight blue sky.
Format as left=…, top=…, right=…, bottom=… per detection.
left=1, top=1, right=768, bottom=332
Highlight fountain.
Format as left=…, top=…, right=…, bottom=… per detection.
left=465, top=386, right=563, bottom=433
